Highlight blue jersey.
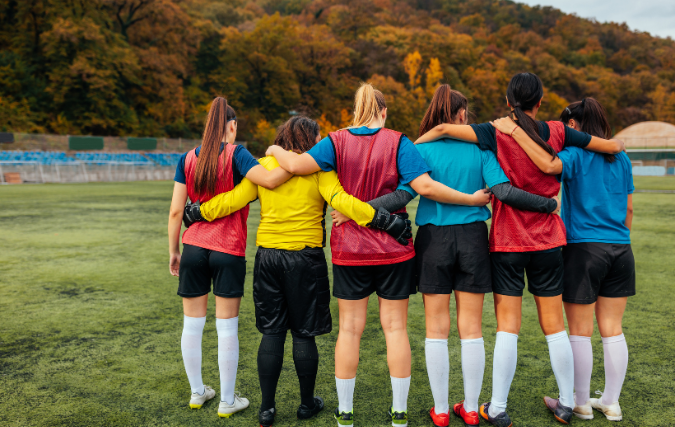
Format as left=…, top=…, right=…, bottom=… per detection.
left=399, top=138, right=509, bottom=226
left=307, top=126, right=431, bottom=185
left=558, top=148, right=634, bottom=244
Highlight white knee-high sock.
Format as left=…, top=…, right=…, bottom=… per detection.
left=569, top=335, right=593, bottom=405
left=489, top=332, right=518, bottom=418
left=217, top=316, right=239, bottom=405
left=546, top=331, right=575, bottom=409
left=601, top=334, right=628, bottom=405
left=391, top=376, right=411, bottom=412
left=181, top=315, right=206, bottom=395
left=336, top=376, right=356, bottom=413
left=461, top=337, right=485, bottom=413
left=425, top=338, right=449, bottom=414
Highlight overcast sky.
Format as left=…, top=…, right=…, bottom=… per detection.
left=517, top=0, right=675, bottom=39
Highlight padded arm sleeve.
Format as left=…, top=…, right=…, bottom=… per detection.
left=490, top=182, right=557, bottom=213
left=367, top=189, right=414, bottom=212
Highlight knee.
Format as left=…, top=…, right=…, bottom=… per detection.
left=568, top=323, right=594, bottom=337
left=426, top=320, right=450, bottom=338
left=339, top=319, right=366, bottom=338
left=598, top=324, right=623, bottom=338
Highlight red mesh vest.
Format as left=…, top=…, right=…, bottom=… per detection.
left=490, top=121, right=567, bottom=252
left=329, top=128, right=415, bottom=266
left=182, top=143, right=249, bottom=256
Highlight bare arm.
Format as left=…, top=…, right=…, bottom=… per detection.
left=414, top=124, right=478, bottom=145
left=491, top=117, right=563, bottom=175
left=266, top=145, right=322, bottom=175
left=168, top=182, right=188, bottom=276
left=626, top=194, right=633, bottom=230
left=408, top=173, right=490, bottom=206
left=585, top=137, right=625, bottom=154
left=245, top=163, right=293, bottom=189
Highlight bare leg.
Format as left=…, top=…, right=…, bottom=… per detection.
left=533, top=295, right=565, bottom=335
left=423, top=293, right=452, bottom=339
left=335, top=297, right=369, bottom=379
left=183, top=294, right=208, bottom=317
left=379, top=297, right=411, bottom=378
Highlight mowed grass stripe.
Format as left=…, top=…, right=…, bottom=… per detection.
left=0, top=178, right=673, bottom=426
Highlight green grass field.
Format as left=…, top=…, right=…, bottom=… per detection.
left=1, top=177, right=674, bottom=426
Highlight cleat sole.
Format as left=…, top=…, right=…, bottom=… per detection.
left=574, top=412, right=594, bottom=420
left=189, top=403, right=202, bottom=409
left=554, top=415, right=570, bottom=425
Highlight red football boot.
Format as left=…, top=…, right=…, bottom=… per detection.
left=453, top=401, right=480, bottom=426
left=429, top=406, right=450, bottom=427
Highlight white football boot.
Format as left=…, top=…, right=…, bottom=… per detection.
left=217, top=392, right=250, bottom=418
left=573, top=398, right=594, bottom=420
left=189, top=385, right=216, bottom=409
left=590, top=391, right=622, bottom=421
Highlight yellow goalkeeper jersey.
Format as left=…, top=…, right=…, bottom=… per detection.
left=199, top=155, right=376, bottom=251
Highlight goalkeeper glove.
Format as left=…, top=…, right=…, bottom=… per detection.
left=368, top=207, right=412, bottom=245
left=183, top=201, right=205, bottom=228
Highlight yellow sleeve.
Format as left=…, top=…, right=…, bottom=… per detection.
left=317, top=171, right=376, bottom=227
left=199, top=178, right=258, bottom=222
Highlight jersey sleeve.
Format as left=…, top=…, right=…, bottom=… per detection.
left=306, top=136, right=337, bottom=172
left=317, top=171, right=376, bottom=227
left=481, top=149, right=509, bottom=188
left=469, top=123, right=497, bottom=154
left=199, top=178, right=258, bottom=222
left=396, top=183, right=418, bottom=198
left=233, top=145, right=261, bottom=177
left=174, top=152, right=188, bottom=184
left=563, top=127, right=592, bottom=148
left=556, top=147, right=579, bottom=182
left=397, top=136, right=431, bottom=185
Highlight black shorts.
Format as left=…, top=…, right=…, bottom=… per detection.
left=414, top=222, right=492, bottom=294
left=333, top=257, right=415, bottom=300
left=178, top=244, right=246, bottom=298
left=253, top=247, right=331, bottom=337
left=491, top=249, right=564, bottom=297
left=562, top=243, right=636, bottom=304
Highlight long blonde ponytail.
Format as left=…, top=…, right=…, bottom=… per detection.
left=351, top=82, right=387, bottom=128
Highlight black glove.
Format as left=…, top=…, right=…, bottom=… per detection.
left=183, top=201, right=205, bottom=228
left=368, top=207, right=412, bottom=246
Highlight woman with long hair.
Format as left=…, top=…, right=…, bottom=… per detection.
left=265, top=83, right=491, bottom=427
left=357, top=84, right=560, bottom=427
left=167, top=97, right=293, bottom=418
left=182, top=115, right=413, bottom=427
left=414, top=73, right=624, bottom=426
left=491, top=98, right=634, bottom=422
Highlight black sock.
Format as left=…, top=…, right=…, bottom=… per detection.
left=292, top=334, right=319, bottom=408
left=258, top=333, right=286, bottom=410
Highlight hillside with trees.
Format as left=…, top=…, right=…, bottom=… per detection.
left=1, top=0, right=674, bottom=154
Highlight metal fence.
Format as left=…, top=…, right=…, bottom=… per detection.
left=0, top=161, right=175, bottom=184
left=1, top=133, right=247, bottom=153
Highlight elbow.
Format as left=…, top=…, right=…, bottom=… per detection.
left=627, top=207, right=634, bottom=216
left=611, top=139, right=625, bottom=154
left=416, top=183, right=434, bottom=198
left=169, top=209, right=182, bottom=220
left=543, top=165, right=558, bottom=175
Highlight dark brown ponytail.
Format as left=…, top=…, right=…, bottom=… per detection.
left=274, top=116, right=320, bottom=154
left=418, top=84, right=469, bottom=137
left=194, top=97, right=236, bottom=196
left=506, top=73, right=557, bottom=160
left=560, top=98, right=614, bottom=162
